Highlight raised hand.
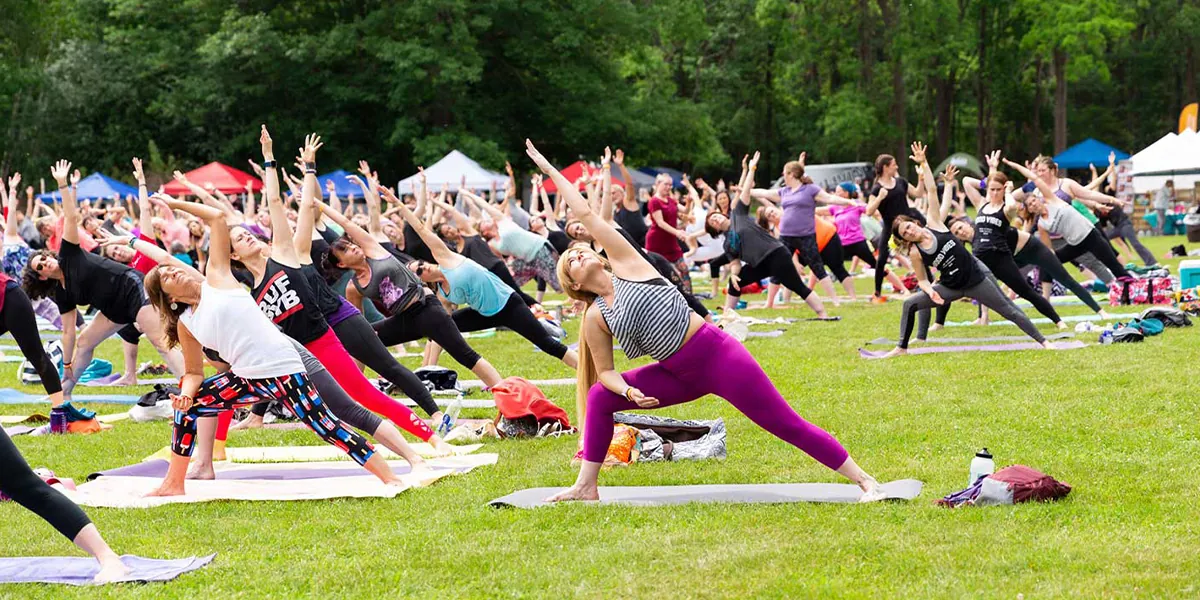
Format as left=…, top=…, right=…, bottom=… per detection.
left=417, top=166, right=427, bottom=186
left=325, top=180, right=336, bottom=193
left=748, top=151, right=761, bottom=170
left=248, top=159, right=265, bottom=178
left=986, top=150, right=1002, bottom=172
left=613, top=149, right=625, bottom=165
left=909, top=141, right=927, bottom=165
left=346, top=174, right=366, bottom=190
left=601, top=146, right=612, bottom=167
left=505, top=161, right=514, bottom=177
left=8, top=172, right=21, bottom=191
left=1108, top=151, right=1117, bottom=166
left=944, top=164, right=959, bottom=183
left=132, top=157, right=145, bottom=184
left=797, top=151, right=807, bottom=167
left=51, top=160, right=72, bottom=186
left=70, top=169, right=81, bottom=186
left=259, top=125, right=274, bottom=160
left=740, top=154, right=748, bottom=172
left=300, top=133, right=322, bottom=164
left=172, top=170, right=191, bottom=186
left=357, top=160, right=371, bottom=178
left=524, top=139, right=554, bottom=174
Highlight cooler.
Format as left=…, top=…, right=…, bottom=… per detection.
left=1180, top=260, right=1200, bottom=289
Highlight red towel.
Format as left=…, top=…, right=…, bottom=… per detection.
left=491, top=377, right=570, bottom=429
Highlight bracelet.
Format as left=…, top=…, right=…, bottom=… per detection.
left=304, top=162, right=316, bottom=172
left=305, top=169, right=317, bottom=175
left=63, top=362, right=72, bottom=369
left=128, top=238, right=137, bottom=248
left=622, top=386, right=634, bottom=400
left=262, top=160, right=277, bottom=168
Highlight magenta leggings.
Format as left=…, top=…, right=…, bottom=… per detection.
left=582, top=323, right=849, bottom=469
left=306, top=329, right=434, bottom=441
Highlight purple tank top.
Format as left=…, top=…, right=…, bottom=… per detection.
left=778, top=183, right=822, bottom=237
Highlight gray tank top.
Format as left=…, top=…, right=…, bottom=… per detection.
left=594, top=275, right=691, bottom=361
left=351, top=255, right=423, bottom=315
left=1038, top=202, right=1093, bottom=246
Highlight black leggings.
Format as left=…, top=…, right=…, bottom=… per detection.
left=487, top=262, right=538, bottom=306
left=1055, top=229, right=1130, bottom=280
left=373, top=294, right=483, bottom=370
left=646, top=251, right=710, bottom=318
left=708, top=253, right=731, bottom=279
left=842, top=239, right=878, bottom=266
left=332, top=314, right=438, bottom=417
left=975, top=250, right=1061, bottom=323
left=781, top=234, right=828, bottom=280
left=728, top=248, right=812, bottom=299
left=2, top=284, right=61, bottom=394
left=0, top=427, right=92, bottom=540
left=818, top=234, right=851, bottom=282
left=452, top=294, right=568, bottom=359
left=899, top=277, right=1045, bottom=348
left=1014, top=237, right=1103, bottom=313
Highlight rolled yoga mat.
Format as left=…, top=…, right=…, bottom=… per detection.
left=858, top=340, right=1087, bottom=359
left=0, top=554, right=215, bottom=586
left=866, top=332, right=1077, bottom=345
left=489, top=479, right=923, bottom=508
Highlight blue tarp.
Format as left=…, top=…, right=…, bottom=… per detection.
left=35, top=173, right=140, bottom=203
left=316, top=170, right=363, bottom=199
left=637, top=167, right=685, bottom=188
left=1053, top=138, right=1130, bottom=170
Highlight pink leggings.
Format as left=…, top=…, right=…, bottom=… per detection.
left=305, top=329, right=433, bottom=441
left=582, top=323, right=849, bottom=469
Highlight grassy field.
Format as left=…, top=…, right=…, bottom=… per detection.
left=2, top=235, right=1198, bottom=598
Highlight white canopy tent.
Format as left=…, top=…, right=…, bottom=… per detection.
left=770, top=162, right=873, bottom=191
left=396, top=150, right=508, bottom=195
left=1131, top=131, right=1200, bottom=193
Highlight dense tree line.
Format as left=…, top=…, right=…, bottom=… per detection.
left=1, top=0, right=1197, bottom=186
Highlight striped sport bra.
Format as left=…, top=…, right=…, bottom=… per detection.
left=594, top=275, right=691, bottom=361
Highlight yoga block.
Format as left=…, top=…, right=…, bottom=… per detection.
left=1180, top=260, right=1200, bottom=289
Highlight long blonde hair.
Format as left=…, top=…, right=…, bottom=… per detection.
left=556, top=246, right=609, bottom=430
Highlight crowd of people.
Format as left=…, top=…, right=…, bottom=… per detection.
left=0, top=124, right=1170, bottom=582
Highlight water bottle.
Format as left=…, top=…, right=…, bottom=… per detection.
left=969, top=448, right=994, bottom=486
left=1099, top=329, right=1114, bottom=345
left=49, top=406, right=68, bottom=434
left=438, top=396, right=463, bottom=437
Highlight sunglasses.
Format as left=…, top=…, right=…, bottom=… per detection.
left=413, top=262, right=427, bottom=276
left=32, top=258, right=49, bottom=272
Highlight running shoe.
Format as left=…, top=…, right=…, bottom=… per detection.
left=870, top=295, right=889, bottom=305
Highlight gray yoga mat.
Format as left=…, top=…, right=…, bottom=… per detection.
left=489, top=479, right=923, bottom=508
left=866, top=332, right=1077, bottom=346
left=0, top=554, right=215, bottom=586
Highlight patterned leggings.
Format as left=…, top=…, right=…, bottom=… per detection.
left=510, top=245, right=561, bottom=292
left=171, top=371, right=374, bottom=465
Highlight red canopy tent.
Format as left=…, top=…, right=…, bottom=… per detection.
left=161, top=162, right=262, bottom=195
left=540, top=161, right=624, bottom=193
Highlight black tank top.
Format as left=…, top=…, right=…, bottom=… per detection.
left=918, top=229, right=984, bottom=290
left=250, top=259, right=329, bottom=344
left=459, top=235, right=502, bottom=270
left=972, top=204, right=1011, bottom=255
left=302, top=263, right=343, bottom=321
left=871, top=177, right=911, bottom=221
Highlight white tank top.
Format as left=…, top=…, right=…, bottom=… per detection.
left=180, top=282, right=304, bottom=379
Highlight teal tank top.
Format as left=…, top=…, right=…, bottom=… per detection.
left=439, top=259, right=515, bottom=317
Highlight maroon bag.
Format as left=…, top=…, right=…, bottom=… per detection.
left=989, top=465, right=1072, bottom=503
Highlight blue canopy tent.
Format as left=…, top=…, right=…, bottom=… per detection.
left=637, top=167, right=685, bottom=188
left=36, top=173, right=139, bottom=203
left=1052, top=138, right=1130, bottom=170
left=316, top=170, right=363, bottom=200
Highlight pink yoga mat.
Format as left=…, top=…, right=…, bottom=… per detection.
left=858, top=340, right=1086, bottom=359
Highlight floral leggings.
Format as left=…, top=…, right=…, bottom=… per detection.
left=511, top=244, right=561, bottom=293
left=171, top=371, right=374, bottom=465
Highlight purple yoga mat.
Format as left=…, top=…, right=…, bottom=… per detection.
left=858, top=340, right=1086, bottom=359
left=0, top=554, right=215, bottom=586
left=88, top=459, right=472, bottom=481
left=2, top=425, right=36, bottom=436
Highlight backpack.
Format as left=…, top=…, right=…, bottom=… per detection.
left=937, top=465, right=1071, bottom=507
left=413, top=365, right=462, bottom=393
left=1109, top=325, right=1144, bottom=343
left=137, top=384, right=179, bottom=408
left=1130, top=318, right=1164, bottom=336
left=21, top=340, right=63, bottom=385
left=1140, top=307, right=1192, bottom=327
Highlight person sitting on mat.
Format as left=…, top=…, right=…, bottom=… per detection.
left=141, top=194, right=407, bottom=496
left=525, top=139, right=885, bottom=503
left=877, top=143, right=1055, bottom=359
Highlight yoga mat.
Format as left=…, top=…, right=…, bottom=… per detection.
left=82, top=375, right=177, bottom=387
left=67, top=455, right=497, bottom=508
left=397, top=397, right=495, bottom=409
left=858, top=340, right=1087, bottom=359
left=0, top=354, right=25, bottom=363
left=0, top=414, right=47, bottom=424
left=0, top=554, right=215, bottom=586
left=223, top=442, right=484, bottom=463
left=747, top=330, right=785, bottom=338
left=1012, top=295, right=1105, bottom=308
left=459, top=377, right=576, bottom=389
left=0, top=390, right=140, bottom=405
left=2, top=425, right=35, bottom=436
left=489, top=479, right=923, bottom=508
left=866, top=332, right=1077, bottom=345
left=0, top=345, right=17, bottom=351
left=944, top=312, right=1137, bottom=327
left=89, top=454, right=497, bottom=481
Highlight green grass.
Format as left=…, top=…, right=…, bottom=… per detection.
left=2, top=235, right=1198, bottom=598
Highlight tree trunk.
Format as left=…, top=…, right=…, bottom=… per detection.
left=877, top=0, right=906, bottom=172
left=934, top=71, right=954, bottom=159
left=1185, top=45, right=1197, bottom=104
left=1053, top=47, right=1068, bottom=154
left=975, top=1, right=989, bottom=159
left=859, top=0, right=873, bottom=87
left=1031, top=58, right=1044, bottom=157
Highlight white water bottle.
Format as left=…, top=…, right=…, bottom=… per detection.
left=969, top=448, right=994, bottom=486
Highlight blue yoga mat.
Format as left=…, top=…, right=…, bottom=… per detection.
left=0, top=554, right=215, bottom=585
left=0, top=389, right=140, bottom=405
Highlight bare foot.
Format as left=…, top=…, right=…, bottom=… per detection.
left=858, top=477, right=887, bottom=503
left=145, top=483, right=185, bottom=497
left=928, top=323, right=943, bottom=332
left=972, top=318, right=987, bottom=326
left=93, top=555, right=130, bottom=584
left=1055, top=321, right=1068, bottom=330
left=1042, top=341, right=1058, bottom=350
left=1098, top=309, right=1112, bottom=320
left=430, top=438, right=455, bottom=457
left=881, top=347, right=908, bottom=359
left=229, top=415, right=263, bottom=431
left=112, top=375, right=138, bottom=386
left=185, top=462, right=215, bottom=480
left=546, top=483, right=600, bottom=502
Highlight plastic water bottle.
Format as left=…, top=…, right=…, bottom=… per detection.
left=49, top=406, right=67, bottom=434
left=438, top=396, right=463, bottom=437
left=969, top=448, right=994, bottom=486
left=1099, top=329, right=1114, bottom=345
